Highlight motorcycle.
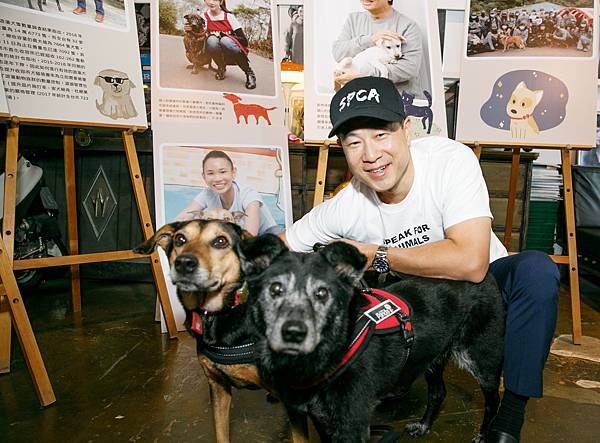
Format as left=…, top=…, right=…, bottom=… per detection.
left=0, top=156, right=67, bottom=290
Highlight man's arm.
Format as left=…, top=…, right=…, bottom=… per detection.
left=332, top=15, right=373, bottom=61
left=346, top=217, right=491, bottom=283
left=386, top=21, right=423, bottom=84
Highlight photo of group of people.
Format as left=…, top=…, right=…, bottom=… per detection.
left=467, top=0, right=594, bottom=57
left=0, top=0, right=127, bottom=28
left=158, top=0, right=276, bottom=95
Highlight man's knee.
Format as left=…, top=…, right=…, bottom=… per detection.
left=512, top=250, right=560, bottom=304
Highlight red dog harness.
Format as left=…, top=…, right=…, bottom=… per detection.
left=294, top=288, right=414, bottom=390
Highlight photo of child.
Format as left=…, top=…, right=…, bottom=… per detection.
left=162, top=146, right=286, bottom=236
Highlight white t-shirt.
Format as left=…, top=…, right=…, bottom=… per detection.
left=204, top=10, right=242, bottom=31
left=193, top=181, right=278, bottom=234
left=286, top=136, right=508, bottom=263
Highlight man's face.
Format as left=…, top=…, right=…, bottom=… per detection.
left=339, top=120, right=413, bottom=204
left=360, top=0, right=390, bottom=13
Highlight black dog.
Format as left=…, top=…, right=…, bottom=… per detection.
left=401, top=90, right=434, bottom=134
left=239, top=235, right=505, bottom=443
left=183, top=13, right=213, bottom=74
left=28, top=0, right=63, bottom=12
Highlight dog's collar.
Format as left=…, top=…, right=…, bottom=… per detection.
left=191, top=283, right=247, bottom=319
left=510, top=114, right=531, bottom=120
left=291, top=288, right=414, bottom=391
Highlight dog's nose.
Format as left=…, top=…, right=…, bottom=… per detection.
left=175, top=255, right=198, bottom=274
left=281, top=320, right=307, bottom=344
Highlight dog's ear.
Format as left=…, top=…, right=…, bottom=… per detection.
left=375, top=38, right=384, bottom=47
left=228, top=221, right=253, bottom=241
left=128, top=78, right=136, bottom=89
left=133, top=222, right=185, bottom=254
left=399, top=35, right=407, bottom=43
left=237, top=234, right=287, bottom=276
left=319, top=242, right=367, bottom=285
left=94, top=76, right=102, bottom=86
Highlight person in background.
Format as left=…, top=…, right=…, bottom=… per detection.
left=283, top=5, right=304, bottom=65
left=73, top=0, right=104, bottom=23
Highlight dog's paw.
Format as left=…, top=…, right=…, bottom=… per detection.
left=404, top=422, right=430, bottom=437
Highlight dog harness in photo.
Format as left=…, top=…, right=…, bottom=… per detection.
left=188, top=291, right=255, bottom=365
left=294, top=288, right=414, bottom=390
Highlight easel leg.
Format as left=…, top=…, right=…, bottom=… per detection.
left=1, top=122, right=19, bottom=373
left=0, top=290, right=11, bottom=373
left=122, top=130, right=178, bottom=338
left=503, top=148, right=521, bottom=250
left=0, top=235, right=56, bottom=406
left=63, top=129, right=81, bottom=312
left=312, top=142, right=330, bottom=208
left=560, top=148, right=582, bottom=345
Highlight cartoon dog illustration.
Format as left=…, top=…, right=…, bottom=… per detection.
left=506, top=81, right=544, bottom=139
left=95, top=69, right=138, bottom=120
left=401, top=90, right=434, bottom=134
left=335, top=37, right=406, bottom=82
left=222, top=93, right=276, bottom=125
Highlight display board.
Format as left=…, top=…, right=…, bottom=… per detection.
left=442, top=10, right=465, bottom=78
left=456, top=0, right=599, bottom=147
left=0, top=1, right=147, bottom=127
left=0, top=71, right=8, bottom=117
left=304, top=0, right=447, bottom=140
left=151, top=0, right=292, bottom=331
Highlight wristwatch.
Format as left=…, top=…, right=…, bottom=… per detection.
left=371, top=245, right=390, bottom=274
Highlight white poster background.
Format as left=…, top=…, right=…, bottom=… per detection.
left=0, top=2, right=147, bottom=127
left=304, top=0, right=447, bottom=141
left=0, top=72, right=8, bottom=116
left=456, top=1, right=599, bottom=147
left=442, top=10, right=465, bottom=78
left=151, top=1, right=292, bottom=332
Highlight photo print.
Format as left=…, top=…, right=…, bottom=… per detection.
left=466, top=0, right=594, bottom=58
left=157, top=0, right=277, bottom=95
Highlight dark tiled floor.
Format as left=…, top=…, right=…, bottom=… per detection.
left=1, top=275, right=599, bottom=443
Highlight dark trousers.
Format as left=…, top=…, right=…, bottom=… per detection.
left=489, top=250, right=560, bottom=398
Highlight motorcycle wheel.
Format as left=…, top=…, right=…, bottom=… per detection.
left=16, top=238, right=69, bottom=292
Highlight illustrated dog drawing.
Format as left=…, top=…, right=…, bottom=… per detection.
left=222, top=93, right=277, bottom=125
left=183, top=13, right=213, bottom=74
left=95, top=69, right=138, bottom=120
left=402, top=90, right=434, bottom=134
left=134, top=221, right=306, bottom=443
left=335, top=37, right=406, bottom=81
left=239, top=235, right=505, bottom=443
left=500, top=34, right=526, bottom=52
left=506, top=81, right=544, bottom=139
left=27, top=0, right=63, bottom=12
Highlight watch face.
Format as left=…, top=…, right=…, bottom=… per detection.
left=372, top=257, right=390, bottom=274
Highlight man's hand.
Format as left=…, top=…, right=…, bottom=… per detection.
left=371, top=29, right=403, bottom=45
left=334, top=70, right=361, bottom=86
left=339, top=239, right=378, bottom=269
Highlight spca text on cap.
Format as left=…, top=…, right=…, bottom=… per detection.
left=338, top=88, right=381, bottom=112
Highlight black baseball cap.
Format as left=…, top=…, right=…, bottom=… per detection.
left=329, top=76, right=406, bottom=138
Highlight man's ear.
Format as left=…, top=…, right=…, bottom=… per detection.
left=319, top=242, right=367, bottom=285
left=237, top=234, right=287, bottom=276
left=133, top=222, right=185, bottom=254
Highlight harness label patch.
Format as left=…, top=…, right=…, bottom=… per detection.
left=364, top=300, right=401, bottom=324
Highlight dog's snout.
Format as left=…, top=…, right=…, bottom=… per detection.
left=281, top=320, right=308, bottom=344
left=175, top=255, right=198, bottom=274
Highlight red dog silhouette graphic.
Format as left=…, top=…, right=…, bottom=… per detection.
left=222, top=93, right=277, bottom=125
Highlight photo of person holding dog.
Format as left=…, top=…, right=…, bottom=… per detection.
left=467, top=0, right=595, bottom=57
left=158, top=0, right=276, bottom=95
left=174, top=149, right=281, bottom=236
left=280, top=76, right=560, bottom=443
left=331, top=0, right=431, bottom=100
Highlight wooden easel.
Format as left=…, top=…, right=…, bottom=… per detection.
left=305, top=139, right=587, bottom=345
left=0, top=117, right=178, bottom=407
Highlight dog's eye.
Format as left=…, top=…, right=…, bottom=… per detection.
left=174, top=234, right=187, bottom=247
left=315, top=287, right=329, bottom=301
left=521, top=102, right=526, bottom=107
left=269, top=282, right=284, bottom=297
left=212, top=235, right=229, bottom=249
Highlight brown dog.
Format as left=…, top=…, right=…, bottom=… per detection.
left=134, top=220, right=308, bottom=443
left=183, top=13, right=213, bottom=74
left=222, top=93, right=277, bottom=125
left=501, top=34, right=526, bottom=52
